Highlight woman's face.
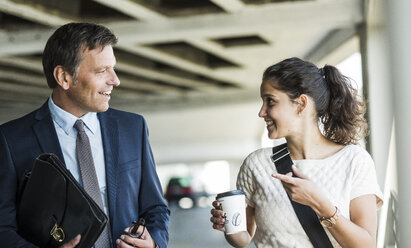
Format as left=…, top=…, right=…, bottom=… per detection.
left=258, top=80, right=300, bottom=139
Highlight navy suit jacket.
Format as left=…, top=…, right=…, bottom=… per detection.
left=0, top=101, right=170, bottom=248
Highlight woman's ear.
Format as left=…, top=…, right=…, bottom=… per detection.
left=53, top=66, right=73, bottom=90
left=296, top=94, right=308, bottom=115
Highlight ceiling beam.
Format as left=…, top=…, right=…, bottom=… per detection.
left=0, top=70, right=45, bottom=86
left=0, top=91, right=46, bottom=104
left=115, top=45, right=242, bottom=88
left=0, top=0, right=76, bottom=26
left=117, top=75, right=184, bottom=95
left=184, top=38, right=245, bottom=66
left=109, top=0, right=363, bottom=44
left=115, top=60, right=230, bottom=90
left=317, top=36, right=359, bottom=66
left=305, top=27, right=358, bottom=63
left=0, top=29, right=53, bottom=56
left=92, top=0, right=243, bottom=70
left=209, top=0, right=245, bottom=13
left=0, top=0, right=363, bottom=55
left=0, top=56, right=43, bottom=73
left=92, top=0, right=165, bottom=20
left=0, top=79, right=50, bottom=96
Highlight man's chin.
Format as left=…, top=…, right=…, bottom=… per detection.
left=94, top=104, right=110, bottom=113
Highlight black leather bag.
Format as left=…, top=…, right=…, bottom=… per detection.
left=17, top=153, right=108, bottom=248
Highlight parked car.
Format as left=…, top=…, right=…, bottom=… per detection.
left=164, top=176, right=209, bottom=208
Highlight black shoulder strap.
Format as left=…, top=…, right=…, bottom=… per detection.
left=272, top=143, right=333, bottom=248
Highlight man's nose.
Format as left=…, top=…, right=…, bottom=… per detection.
left=109, top=69, right=120, bottom=87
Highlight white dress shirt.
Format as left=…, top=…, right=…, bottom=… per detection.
left=48, top=96, right=109, bottom=214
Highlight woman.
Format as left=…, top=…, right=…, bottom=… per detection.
left=210, top=57, right=383, bottom=248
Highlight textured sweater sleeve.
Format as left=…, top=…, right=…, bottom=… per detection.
left=236, top=154, right=257, bottom=208
left=350, top=148, right=384, bottom=208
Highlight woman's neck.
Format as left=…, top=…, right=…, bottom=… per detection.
left=285, top=128, right=343, bottom=160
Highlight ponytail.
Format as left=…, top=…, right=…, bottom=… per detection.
left=321, top=65, right=368, bottom=145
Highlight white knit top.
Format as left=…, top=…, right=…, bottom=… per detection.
left=236, top=144, right=383, bottom=248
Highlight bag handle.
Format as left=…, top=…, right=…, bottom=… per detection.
left=272, top=143, right=333, bottom=248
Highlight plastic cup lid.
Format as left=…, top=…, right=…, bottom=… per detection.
left=216, top=189, right=245, bottom=199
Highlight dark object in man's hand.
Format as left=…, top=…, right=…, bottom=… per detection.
left=128, top=218, right=146, bottom=239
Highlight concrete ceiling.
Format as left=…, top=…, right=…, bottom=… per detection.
left=0, top=0, right=364, bottom=164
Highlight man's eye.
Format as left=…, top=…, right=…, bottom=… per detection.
left=98, top=69, right=107, bottom=73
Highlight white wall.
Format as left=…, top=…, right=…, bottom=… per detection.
left=143, top=101, right=263, bottom=165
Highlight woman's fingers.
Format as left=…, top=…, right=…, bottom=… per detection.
left=212, top=200, right=222, bottom=209
left=210, top=203, right=226, bottom=232
left=211, top=214, right=226, bottom=231
left=210, top=215, right=226, bottom=225
left=210, top=214, right=226, bottom=232
left=210, top=207, right=226, bottom=223
left=210, top=208, right=225, bottom=217
left=212, top=223, right=226, bottom=232
left=272, top=172, right=295, bottom=184
left=291, top=165, right=307, bottom=179
left=272, top=165, right=309, bottom=184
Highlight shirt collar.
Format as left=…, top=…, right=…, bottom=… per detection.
left=48, top=96, right=99, bottom=136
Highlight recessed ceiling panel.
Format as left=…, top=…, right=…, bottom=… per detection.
left=213, top=35, right=269, bottom=47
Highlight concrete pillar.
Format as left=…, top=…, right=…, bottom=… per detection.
left=363, top=1, right=398, bottom=247
left=363, top=0, right=393, bottom=186
left=386, top=0, right=411, bottom=247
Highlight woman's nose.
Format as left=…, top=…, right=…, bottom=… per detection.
left=258, top=105, right=266, bottom=118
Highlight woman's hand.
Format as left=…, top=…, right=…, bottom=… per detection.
left=272, top=165, right=331, bottom=214
left=211, top=200, right=256, bottom=247
left=210, top=200, right=226, bottom=232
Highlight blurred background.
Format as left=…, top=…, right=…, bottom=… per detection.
left=0, top=0, right=410, bottom=247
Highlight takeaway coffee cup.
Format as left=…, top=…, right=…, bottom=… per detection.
left=216, top=190, right=246, bottom=234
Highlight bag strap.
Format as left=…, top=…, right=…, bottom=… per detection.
left=272, top=143, right=333, bottom=248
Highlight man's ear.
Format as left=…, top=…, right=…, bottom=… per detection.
left=53, top=66, right=73, bottom=90
left=296, top=94, right=308, bottom=115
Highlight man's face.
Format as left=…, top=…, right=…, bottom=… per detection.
left=64, top=45, right=120, bottom=117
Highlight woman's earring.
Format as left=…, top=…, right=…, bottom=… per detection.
left=297, top=107, right=302, bottom=116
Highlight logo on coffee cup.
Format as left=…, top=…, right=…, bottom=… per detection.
left=232, top=212, right=242, bottom=226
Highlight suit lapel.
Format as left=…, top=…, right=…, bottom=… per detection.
left=33, top=101, right=65, bottom=164
left=98, top=110, right=119, bottom=227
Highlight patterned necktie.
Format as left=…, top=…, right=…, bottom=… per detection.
left=74, top=119, right=112, bottom=248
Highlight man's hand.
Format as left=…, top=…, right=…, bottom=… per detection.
left=59, top=234, right=81, bottom=248
left=116, top=226, right=156, bottom=248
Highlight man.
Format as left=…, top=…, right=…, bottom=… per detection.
left=0, top=23, right=169, bottom=248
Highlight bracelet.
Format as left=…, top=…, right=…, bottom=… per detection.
left=319, top=206, right=340, bottom=228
